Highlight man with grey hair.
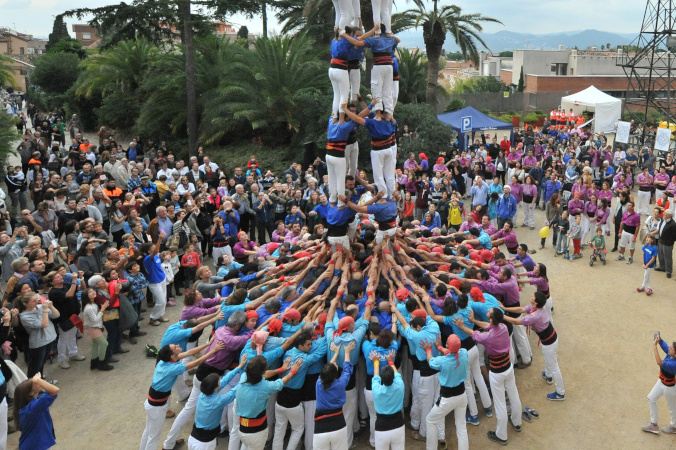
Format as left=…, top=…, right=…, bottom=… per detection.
left=148, top=206, right=173, bottom=249
left=656, top=210, right=676, bottom=278
left=234, top=183, right=254, bottom=241
left=115, top=158, right=132, bottom=195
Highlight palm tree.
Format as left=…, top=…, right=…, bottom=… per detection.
left=201, top=33, right=329, bottom=145
left=275, top=0, right=336, bottom=48
left=395, top=1, right=502, bottom=110
left=396, top=48, right=427, bottom=104
left=0, top=55, right=14, bottom=88
left=74, top=38, right=157, bottom=98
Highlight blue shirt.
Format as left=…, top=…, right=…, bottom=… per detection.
left=515, top=254, right=535, bottom=272
left=240, top=344, right=284, bottom=371
left=372, top=373, right=404, bottom=415
left=468, top=294, right=503, bottom=322
left=442, top=308, right=473, bottom=340
left=643, top=244, right=658, bottom=267
left=364, top=118, right=395, bottom=140
left=144, top=254, right=165, bottom=284
left=160, top=321, right=193, bottom=351
left=151, top=360, right=186, bottom=392
left=471, top=183, right=489, bottom=206
left=330, top=38, right=352, bottom=59
left=543, top=180, right=562, bottom=202
left=316, top=361, right=353, bottom=410
left=217, top=261, right=244, bottom=277
left=367, top=200, right=398, bottom=222
left=346, top=45, right=364, bottom=61
left=123, top=217, right=149, bottom=234
left=430, top=349, right=469, bottom=388
left=327, top=205, right=356, bottom=226
left=285, top=212, right=304, bottom=227
left=488, top=183, right=503, bottom=196
left=219, top=210, right=240, bottom=238
left=326, top=318, right=368, bottom=367
left=327, top=117, right=357, bottom=141
left=236, top=376, right=284, bottom=418
left=660, top=339, right=676, bottom=375
left=282, top=340, right=328, bottom=389
left=478, top=230, right=492, bottom=250
left=194, top=368, right=241, bottom=430
left=363, top=36, right=397, bottom=53
left=362, top=339, right=400, bottom=375
left=399, top=317, right=441, bottom=362
left=214, top=303, right=246, bottom=330
left=19, top=393, right=57, bottom=450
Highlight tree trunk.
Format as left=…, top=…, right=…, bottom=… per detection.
left=425, top=43, right=443, bottom=111
left=262, top=2, right=268, bottom=38
left=179, top=1, right=198, bottom=157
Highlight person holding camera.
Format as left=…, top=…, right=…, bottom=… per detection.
left=19, top=293, right=60, bottom=379
left=46, top=271, right=86, bottom=370
left=642, top=332, right=676, bottom=435
left=254, top=191, right=276, bottom=245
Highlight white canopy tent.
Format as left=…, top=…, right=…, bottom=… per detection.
left=561, top=86, right=622, bottom=134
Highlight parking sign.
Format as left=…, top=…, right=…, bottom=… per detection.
left=461, top=116, right=472, bottom=133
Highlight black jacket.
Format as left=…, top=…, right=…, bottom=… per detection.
left=659, top=218, right=676, bottom=247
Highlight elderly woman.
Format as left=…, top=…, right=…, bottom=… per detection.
left=233, top=231, right=259, bottom=265
left=89, top=274, right=127, bottom=364
left=19, top=292, right=60, bottom=378
left=193, top=266, right=228, bottom=299
left=177, top=175, right=196, bottom=198
left=45, top=271, right=85, bottom=370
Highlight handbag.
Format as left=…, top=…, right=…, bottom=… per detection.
left=118, top=293, right=138, bottom=332
left=166, top=233, right=180, bottom=249
left=102, top=308, right=120, bottom=322
left=69, top=314, right=84, bottom=334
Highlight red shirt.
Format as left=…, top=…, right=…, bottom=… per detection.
left=180, top=252, right=201, bottom=268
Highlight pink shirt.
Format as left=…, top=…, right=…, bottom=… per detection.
left=472, top=323, right=510, bottom=355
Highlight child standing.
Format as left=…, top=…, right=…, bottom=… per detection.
left=160, top=251, right=176, bottom=306
left=556, top=210, right=570, bottom=256
left=567, top=214, right=583, bottom=260
left=638, top=234, right=658, bottom=295
left=180, top=243, right=201, bottom=291
left=82, top=288, right=114, bottom=371
left=589, top=226, right=607, bottom=265
left=169, top=248, right=182, bottom=296
left=487, top=192, right=499, bottom=227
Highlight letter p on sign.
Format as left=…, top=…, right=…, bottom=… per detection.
left=461, top=116, right=472, bottom=133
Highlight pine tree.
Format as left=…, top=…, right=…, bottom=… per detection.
left=46, top=15, right=70, bottom=51
left=517, top=66, right=525, bottom=92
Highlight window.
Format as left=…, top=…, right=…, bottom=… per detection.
left=19, top=47, right=24, bottom=55
left=82, top=33, right=91, bottom=40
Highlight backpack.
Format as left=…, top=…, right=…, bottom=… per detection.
left=146, top=344, right=158, bottom=358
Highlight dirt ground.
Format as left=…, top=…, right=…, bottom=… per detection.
left=5, top=133, right=676, bottom=448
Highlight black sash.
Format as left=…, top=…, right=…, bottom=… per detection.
left=375, top=411, right=404, bottom=432
left=190, top=423, right=219, bottom=443
left=277, top=386, right=303, bottom=408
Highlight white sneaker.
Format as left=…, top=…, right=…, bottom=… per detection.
left=70, top=354, right=86, bottom=361
left=58, top=360, right=71, bottom=369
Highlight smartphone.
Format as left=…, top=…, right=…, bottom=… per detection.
left=655, top=331, right=660, bottom=340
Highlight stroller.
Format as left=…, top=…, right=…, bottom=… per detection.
left=561, top=182, right=573, bottom=208
left=588, top=242, right=606, bottom=266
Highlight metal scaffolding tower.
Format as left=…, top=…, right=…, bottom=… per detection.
left=617, top=0, right=676, bottom=146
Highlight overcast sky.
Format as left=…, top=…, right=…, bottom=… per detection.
left=0, top=0, right=649, bottom=38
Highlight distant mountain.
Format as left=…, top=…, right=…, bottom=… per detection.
left=397, top=29, right=637, bottom=54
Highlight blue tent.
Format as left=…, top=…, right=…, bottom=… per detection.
left=437, top=106, right=513, bottom=151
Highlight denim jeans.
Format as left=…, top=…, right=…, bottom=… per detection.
left=104, top=317, right=122, bottom=358
left=557, top=232, right=569, bottom=255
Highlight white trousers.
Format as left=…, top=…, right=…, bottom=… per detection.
left=364, top=388, right=376, bottom=446
left=326, top=154, right=347, bottom=204
left=240, top=428, right=268, bottom=450
left=187, top=435, right=216, bottom=450
left=648, top=379, right=676, bottom=427
left=375, top=425, right=405, bottom=450
left=183, top=341, right=197, bottom=382
left=392, top=79, right=399, bottom=112
left=329, top=68, right=351, bottom=117
left=173, top=367, right=191, bottom=402
left=332, top=0, right=354, bottom=30
left=224, top=376, right=242, bottom=449
left=371, top=0, right=393, bottom=34
left=541, top=340, right=565, bottom=395
left=57, top=326, right=79, bottom=362
left=139, top=399, right=169, bottom=450
left=328, top=235, right=350, bottom=252
left=620, top=230, right=636, bottom=251
left=512, top=325, right=532, bottom=364
left=164, top=375, right=201, bottom=449
left=410, top=373, right=441, bottom=439
left=350, top=0, right=361, bottom=27
left=345, top=142, right=359, bottom=177
left=302, top=399, right=316, bottom=450
left=313, top=427, right=348, bottom=450
left=638, top=190, right=651, bottom=215
left=581, top=215, right=593, bottom=244
left=371, top=65, right=394, bottom=113
left=212, top=245, right=233, bottom=265
left=371, top=146, right=396, bottom=199
left=642, top=268, right=653, bottom=289
left=149, top=279, right=167, bottom=320
left=0, top=398, right=7, bottom=450
left=343, top=387, right=358, bottom=446
left=466, top=346, right=491, bottom=415
left=273, top=403, right=304, bottom=450
left=349, top=68, right=361, bottom=102
left=267, top=391, right=278, bottom=441
left=490, top=366, right=522, bottom=441
left=523, top=202, right=535, bottom=228
left=375, top=227, right=396, bottom=245
left=426, top=394, right=468, bottom=450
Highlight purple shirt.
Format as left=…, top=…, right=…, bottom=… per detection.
left=521, top=305, right=551, bottom=332
left=492, top=229, right=519, bottom=250
left=571, top=183, right=586, bottom=198
left=622, top=211, right=640, bottom=228
left=637, top=173, right=653, bottom=188
left=598, top=189, right=613, bottom=204
left=403, top=160, right=418, bottom=171
left=655, top=173, right=670, bottom=187
left=521, top=184, right=537, bottom=199
left=478, top=275, right=520, bottom=306
left=595, top=207, right=610, bottom=225
left=180, top=298, right=221, bottom=320
left=522, top=156, right=537, bottom=168
left=481, top=222, right=497, bottom=236
left=583, top=201, right=597, bottom=217
left=524, top=272, right=549, bottom=293
left=667, top=182, right=676, bottom=196
left=271, top=229, right=291, bottom=243
left=472, top=323, right=510, bottom=355
left=567, top=199, right=584, bottom=215
left=205, top=325, right=254, bottom=370
left=509, top=183, right=522, bottom=203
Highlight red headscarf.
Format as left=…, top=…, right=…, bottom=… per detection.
left=268, top=318, right=283, bottom=334
left=284, top=308, right=301, bottom=322
left=314, top=313, right=328, bottom=339
left=446, top=335, right=462, bottom=367
left=469, top=286, right=485, bottom=303
left=395, top=288, right=409, bottom=301
left=411, top=309, right=427, bottom=320
left=246, top=310, right=258, bottom=320
left=419, top=152, right=428, bottom=160
left=335, top=316, right=354, bottom=336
